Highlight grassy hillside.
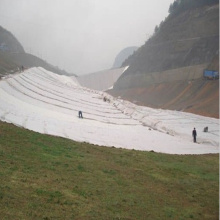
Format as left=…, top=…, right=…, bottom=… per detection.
left=0, top=121, right=218, bottom=219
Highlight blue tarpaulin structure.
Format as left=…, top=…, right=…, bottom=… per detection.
left=203, top=70, right=219, bottom=79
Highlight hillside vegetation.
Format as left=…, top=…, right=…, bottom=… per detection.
left=109, top=0, right=219, bottom=118
left=0, top=26, right=74, bottom=77
left=0, top=121, right=218, bottom=219
left=0, top=26, right=24, bottom=53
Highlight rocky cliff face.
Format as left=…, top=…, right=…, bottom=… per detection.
left=108, top=3, right=219, bottom=118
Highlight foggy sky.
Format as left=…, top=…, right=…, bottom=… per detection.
left=0, top=0, right=174, bottom=75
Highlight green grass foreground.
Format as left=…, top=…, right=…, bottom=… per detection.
left=0, top=121, right=219, bottom=219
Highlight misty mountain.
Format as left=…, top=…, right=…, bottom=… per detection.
left=108, top=0, right=219, bottom=118
left=0, top=26, right=75, bottom=77
left=120, top=1, right=219, bottom=77
left=112, top=46, right=138, bottom=68
left=0, top=26, right=25, bottom=53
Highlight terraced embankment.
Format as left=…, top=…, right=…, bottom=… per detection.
left=108, top=64, right=219, bottom=118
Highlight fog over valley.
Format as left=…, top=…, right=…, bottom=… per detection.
left=0, top=0, right=173, bottom=75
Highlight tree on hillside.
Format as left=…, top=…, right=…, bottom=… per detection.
left=169, top=0, right=219, bottom=14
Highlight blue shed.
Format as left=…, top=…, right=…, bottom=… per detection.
left=203, top=70, right=219, bottom=80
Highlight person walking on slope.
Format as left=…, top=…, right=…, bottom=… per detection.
left=78, top=111, right=83, bottom=118
left=192, top=128, right=197, bottom=143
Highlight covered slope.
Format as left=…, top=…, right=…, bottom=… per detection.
left=76, top=66, right=128, bottom=91
left=0, top=67, right=218, bottom=154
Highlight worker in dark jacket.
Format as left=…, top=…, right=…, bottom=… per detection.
left=192, top=128, right=197, bottom=143
left=78, top=111, right=83, bottom=118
